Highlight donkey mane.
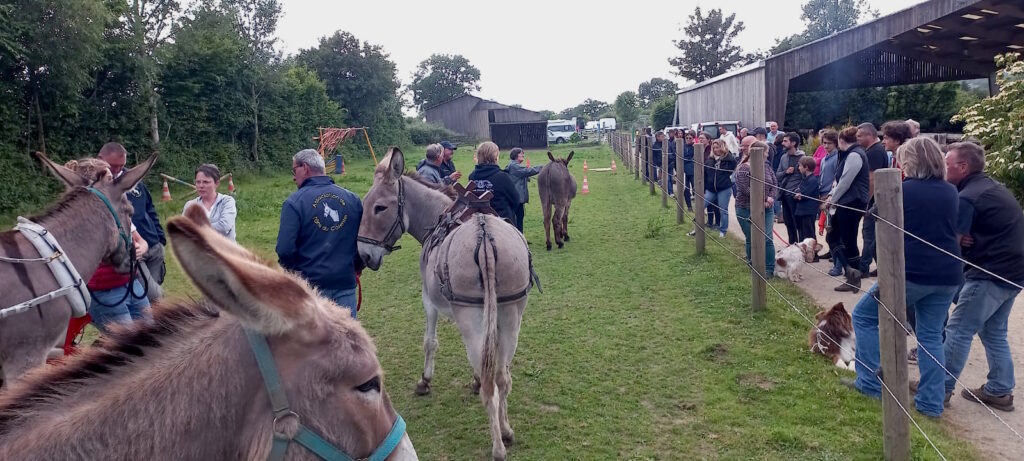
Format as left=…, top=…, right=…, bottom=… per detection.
left=22, top=187, right=94, bottom=224
left=0, top=300, right=219, bottom=434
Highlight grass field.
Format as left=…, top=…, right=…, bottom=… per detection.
left=11, top=144, right=976, bottom=459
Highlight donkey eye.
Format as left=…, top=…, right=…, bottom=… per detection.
left=356, top=376, right=380, bottom=393
left=374, top=205, right=388, bottom=215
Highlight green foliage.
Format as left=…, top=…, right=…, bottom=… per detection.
left=637, top=78, right=678, bottom=108
left=538, top=110, right=557, bottom=120
left=559, top=99, right=610, bottom=120
left=650, top=96, right=676, bottom=132
left=408, top=54, right=482, bottom=112
left=771, top=0, right=877, bottom=54
left=643, top=216, right=666, bottom=238
left=953, top=53, right=1024, bottom=201
left=614, top=91, right=641, bottom=125
left=668, top=7, right=747, bottom=82
left=569, top=132, right=582, bottom=144
left=784, top=83, right=973, bottom=132
left=406, top=118, right=459, bottom=145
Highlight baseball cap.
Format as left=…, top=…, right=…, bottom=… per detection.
left=440, top=141, right=458, bottom=150
left=752, top=127, right=768, bottom=137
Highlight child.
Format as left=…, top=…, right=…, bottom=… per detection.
left=793, top=156, right=820, bottom=242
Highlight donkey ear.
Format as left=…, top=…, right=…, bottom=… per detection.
left=34, top=152, right=87, bottom=189
left=387, top=147, right=405, bottom=181
left=114, top=153, right=158, bottom=194
left=566, top=151, right=575, bottom=164
left=167, top=215, right=314, bottom=335
left=547, top=151, right=555, bottom=162
left=183, top=202, right=212, bottom=227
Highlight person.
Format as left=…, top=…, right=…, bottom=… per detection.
left=681, top=130, right=696, bottom=212
left=771, top=132, right=786, bottom=221
left=704, top=139, right=737, bottom=238
left=505, top=147, right=543, bottom=232
left=818, top=130, right=840, bottom=265
left=735, top=137, right=777, bottom=275
left=775, top=132, right=805, bottom=245
left=66, top=158, right=152, bottom=333
left=97, top=142, right=166, bottom=302
left=665, top=130, right=678, bottom=196
left=794, top=156, right=820, bottom=242
left=651, top=131, right=665, bottom=185
left=276, top=149, right=363, bottom=318
left=855, top=122, right=891, bottom=278
left=416, top=143, right=445, bottom=184
left=942, top=142, right=1024, bottom=412
left=182, top=163, right=236, bottom=241
left=690, top=132, right=718, bottom=233
left=906, top=119, right=921, bottom=138
left=812, top=129, right=828, bottom=176
left=738, top=127, right=749, bottom=140
left=439, top=141, right=463, bottom=185
left=847, top=137, right=963, bottom=418
left=468, top=141, right=519, bottom=226
left=718, top=125, right=740, bottom=155
left=766, top=121, right=782, bottom=144
left=826, top=127, right=869, bottom=291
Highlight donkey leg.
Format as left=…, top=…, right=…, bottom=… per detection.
left=542, top=203, right=553, bottom=251
left=562, top=201, right=572, bottom=241
left=498, top=301, right=526, bottom=445
left=553, top=206, right=565, bottom=249
left=416, top=300, right=440, bottom=396
left=497, top=364, right=514, bottom=445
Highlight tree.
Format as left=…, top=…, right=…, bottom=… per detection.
left=223, top=0, right=282, bottom=162
left=650, top=97, right=676, bottom=132
left=637, top=78, right=678, bottom=108
left=668, top=7, right=746, bottom=83
left=614, top=91, right=640, bottom=126
left=125, top=0, right=180, bottom=147
left=771, top=0, right=877, bottom=54
left=408, top=54, right=481, bottom=112
left=953, top=53, right=1024, bottom=201
left=559, top=99, right=610, bottom=119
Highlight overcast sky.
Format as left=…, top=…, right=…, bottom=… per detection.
left=275, top=0, right=925, bottom=113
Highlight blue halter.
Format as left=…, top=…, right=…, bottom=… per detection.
left=87, top=187, right=132, bottom=254
left=244, top=328, right=408, bottom=461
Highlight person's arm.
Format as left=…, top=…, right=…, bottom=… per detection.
left=276, top=201, right=301, bottom=269
left=210, top=196, right=237, bottom=237
left=830, top=153, right=862, bottom=204
left=956, top=197, right=975, bottom=247
left=775, top=155, right=787, bottom=182
left=140, top=184, right=166, bottom=245
left=132, top=229, right=148, bottom=260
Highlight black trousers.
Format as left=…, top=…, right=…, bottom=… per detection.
left=781, top=194, right=799, bottom=244
left=514, top=203, right=525, bottom=232
left=826, top=203, right=864, bottom=268
left=796, top=215, right=816, bottom=242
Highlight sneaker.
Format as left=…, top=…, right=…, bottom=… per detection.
left=687, top=230, right=696, bottom=237
left=828, top=266, right=843, bottom=277
left=909, top=380, right=952, bottom=407
left=961, top=386, right=1015, bottom=412
left=719, top=231, right=726, bottom=238
left=908, top=347, right=918, bottom=363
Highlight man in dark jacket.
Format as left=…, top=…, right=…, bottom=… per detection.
left=468, top=142, right=519, bottom=226
left=942, top=142, right=1024, bottom=412
left=856, top=122, right=897, bottom=277
left=276, top=149, right=364, bottom=318
left=681, top=130, right=696, bottom=211
left=98, top=142, right=166, bottom=302
left=417, top=141, right=462, bottom=185
left=776, top=132, right=805, bottom=245
left=505, top=147, right=543, bottom=231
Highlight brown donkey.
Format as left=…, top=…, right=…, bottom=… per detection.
left=358, top=147, right=533, bottom=461
left=0, top=152, right=155, bottom=386
left=537, top=151, right=578, bottom=250
left=0, top=206, right=417, bottom=460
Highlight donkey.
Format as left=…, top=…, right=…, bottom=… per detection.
left=358, top=147, right=532, bottom=461
left=0, top=206, right=418, bottom=460
left=537, top=151, right=578, bottom=250
left=0, top=152, right=156, bottom=386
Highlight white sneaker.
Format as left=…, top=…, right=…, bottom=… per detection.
left=719, top=231, right=726, bottom=238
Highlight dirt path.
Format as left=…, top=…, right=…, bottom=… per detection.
left=714, top=201, right=1024, bottom=460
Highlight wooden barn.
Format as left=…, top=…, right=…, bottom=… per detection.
left=424, top=94, right=548, bottom=149
left=675, top=0, right=1018, bottom=129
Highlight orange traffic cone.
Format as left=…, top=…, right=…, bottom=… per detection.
left=611, top=158, right=617, bottom=172
left=227, top=174, right=236, bottom=193
left=581, top=176, right=590, bottom=194
left=525, top=156, right=531, bottom=167
left=583, top=159, right=588, bottom=172
left=161, top=179, right=171, bottom=201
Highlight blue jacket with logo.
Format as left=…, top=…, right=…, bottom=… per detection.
left=276, top=176, right=363, bottom=291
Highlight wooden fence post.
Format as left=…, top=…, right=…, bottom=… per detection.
left=675, top=138, right=685, bottom=224
left=648, top=139, right=655, bottom=196
left=661, top=141, right=669, bottom=208
left=875, top=168, right=910, bottom=461
left=693, top=142, right=706, bottom=255
left=750, top=146, right=766, bottom=312
left=638, top=135, right=646, bottom=183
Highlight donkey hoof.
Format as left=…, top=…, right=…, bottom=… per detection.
left=414, top=380, right=431, bottom=396
left=502, top=431, right=515, bottom=445
left=557, top=242, right=564, bottom=249
left=563, top=234, right=570, bottom=241
left=545, top=242, right=552, bottom=251
left=470, top=376, right=481, bottom=395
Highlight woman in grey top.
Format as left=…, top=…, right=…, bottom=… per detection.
left=183, top=163, right=237, bottom=241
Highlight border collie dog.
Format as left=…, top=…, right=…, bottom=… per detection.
left=775, top=238, right=821, bottom=282
left=809, top=302, right=856, bottom=370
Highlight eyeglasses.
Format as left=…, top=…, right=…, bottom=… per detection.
left=292, top=164, right=304, bottom=174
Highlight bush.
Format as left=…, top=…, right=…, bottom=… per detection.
left=569, top=132, right=582, bottom=144
left=406, top=118, right=459, bottom=145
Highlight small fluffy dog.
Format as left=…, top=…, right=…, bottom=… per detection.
left=808, top=302, right=856, bottom=370
left=775, top=238, right=821, bottom=282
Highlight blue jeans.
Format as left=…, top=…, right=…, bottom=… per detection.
left=943, top=279, right=1019, bottom=396
left=859, top=212, right=876, bottom=272
left=704, top=189, right=731, bottom=233
left=736, top=207, right=776, bottom=276
left=773, top=198, right=782, bottom=220
left=89, top=279, right=152, bottom=334
left=682, top=172, right=694, bottom=209
left=322, top=287, right=358, bottom=319
left=852, top=281, right=958, bottom=417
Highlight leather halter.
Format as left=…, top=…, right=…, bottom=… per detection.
left=357, top=178, right=405, bottom=253
left=88, top=187, right=133, bottom=255
left=245, top=328, right=408, bottom=461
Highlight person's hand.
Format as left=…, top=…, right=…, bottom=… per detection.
left=786, top=167, right=795, bottom=174
left=134, top=239, right=148, bottom=260
left=961, top=234, right=975, bottom=248
left=450, top=171, right=462, bottom=181
left=795, top=193, right=802, bottom=200
left=765, top=196, right=774, bottom=208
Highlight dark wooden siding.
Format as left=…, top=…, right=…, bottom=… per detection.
left=489, top=122, right=548, bottom=149
left=425, top=95, right=485, bottom=138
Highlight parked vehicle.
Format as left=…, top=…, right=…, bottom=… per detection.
left=547, top=119, right=577, bottom=144
left=599, top=117, right=617, bottom=130
left=689, top=121, right=741, bottom=140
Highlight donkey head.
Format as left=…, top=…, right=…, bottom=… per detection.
left=546, top=150, right=574, bottom=166
left=168, top=206, right=417, bottom=460
left=358, top=147, right=407, bottom=271
left=35, top=151, right=157, bottom=274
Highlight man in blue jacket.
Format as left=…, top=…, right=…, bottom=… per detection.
left=276, top=149, right=364, bottom=318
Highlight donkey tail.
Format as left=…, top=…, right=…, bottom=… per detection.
left=476, top=216, right=499, bottom=401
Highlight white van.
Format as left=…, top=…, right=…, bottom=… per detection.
left=547, top=119, right=577, bottom=144
left=599, top=117, right=617, bottom=130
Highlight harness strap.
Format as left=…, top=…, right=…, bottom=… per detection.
left=0, top=285, right=82, bottom=320
left=11, top=218, right=90, bottom=317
